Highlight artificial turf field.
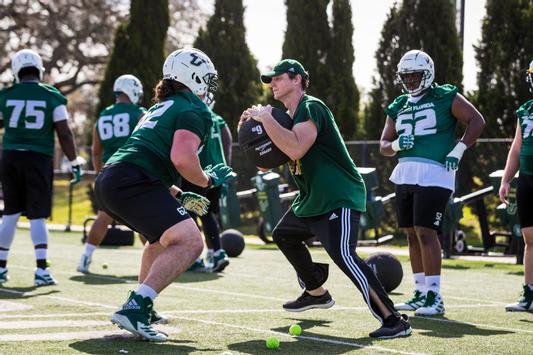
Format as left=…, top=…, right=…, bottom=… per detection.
left=0, top=229, right=531, bottom=354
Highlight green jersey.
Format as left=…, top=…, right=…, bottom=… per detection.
left=198, top=112, right=227, bottom=168
left=95, top=103, right=146, bottom=163
left=0, top=82, right=67, bottom=156
left=516, top=99, right=533, bottom=175
left=106, top=92, right=212, bottom=187
left=385, top=84, right=459, bottom=165
left=289, top=95, right=366, bottom=217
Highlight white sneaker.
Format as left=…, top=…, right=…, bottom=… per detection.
left=415, top=290, right=445, bottom=316
left=505, top=284, right=533, bottom=312
left=34, top=269, right=58, bottom=287
left=395, top=290, right=426, bottom=311
left=77, top=254, right=92, bottom=273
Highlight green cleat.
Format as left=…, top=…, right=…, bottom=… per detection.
left=0, top=268, right=8, bottom=284
left=111, top=291, right=167, bottom=342
left=395, top=290, right=426, bottom=311
left=505, top=284, right=533, bottom=312
left=207, top=249, right=230, bottom=272
left=150, top=309, right=169, bottom=325
left=187, top=258, right=207, bottom=272
left=415, top=290, right=445, bottom=316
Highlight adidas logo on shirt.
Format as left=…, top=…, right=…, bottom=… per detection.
left=329, top=213, right=338, bottom=221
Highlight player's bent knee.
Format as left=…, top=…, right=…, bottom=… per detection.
left=159, top=218, right=202, bottom=249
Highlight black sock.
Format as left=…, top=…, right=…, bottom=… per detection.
left=36, top=259, right=47, bottom=269
left=0, top=260, right=6, bottom=269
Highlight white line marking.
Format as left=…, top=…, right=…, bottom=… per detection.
left=0, top=300, right=32, bottom=312
left=0, top=320, right=110, bottom=329
left=412, top=316, right=533, bottom=334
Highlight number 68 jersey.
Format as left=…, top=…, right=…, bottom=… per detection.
left=95, top=103, right=146, bottom=164
left=385, top=84, right=458, bottom=165
left=0, top=82, right=68, bottom=157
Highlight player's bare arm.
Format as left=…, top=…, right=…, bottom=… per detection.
left=170, top=129, right=210, bottom=188
left=379, top=116, right=399, bottom=156
left=451, top=93, right=486, bottom=147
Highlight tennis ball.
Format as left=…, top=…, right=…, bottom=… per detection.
left=102, top=263, right=108, bottom=269
left=46, top=260, right=52, bottom=267
left=289, top=324, right=302, bottom=336
left=265, top=336, right=280, bottom=349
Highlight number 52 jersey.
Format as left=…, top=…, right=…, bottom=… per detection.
left=0, top=82, right=68, bottom=156
left=95, top=103, right=146, bottom=164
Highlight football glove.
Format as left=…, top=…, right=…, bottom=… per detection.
left=204, top=163, right=235, bottom=188
left=445, top=141, right=467, bottom=171
left=177, top=191, right=210, bottom=216
left=69, top=157, right=85, bottom=185
left=391, top=134, right=415, bottom=152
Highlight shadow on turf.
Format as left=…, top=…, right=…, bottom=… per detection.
left=0, top=286, right=59, bottom=299
left=69, top=337, right=208, bottom=354
left=411, top=316, right=513, bottom=338
left=442, top=264, right=470, bottom=270
left=228, top=318, right=393, bottom=354
left=70, top=271, right=222, bottom=285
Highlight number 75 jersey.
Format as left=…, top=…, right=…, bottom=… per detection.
left=0, top=82, right=68, bottom=157
left=385, top=84, right=458, bottom=165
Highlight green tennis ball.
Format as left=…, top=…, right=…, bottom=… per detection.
left=102, top=263, right=108, bottom=269
left=289, top=324, right=302, bottom=336
left=46, top=260, right=51, bottom=267
left=265, top=336, right=280, bottom=349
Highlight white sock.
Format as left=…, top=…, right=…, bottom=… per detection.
left=83, top=243, right=97, bottom=257
left=30, top=218, right=49, bottom=245
left=0, top=213, right=21, bottom=249
left=136, top=284, right=158, bottom=301
left=425, top=275, right=441, bottom=294
left=0, top=250, right=9, bottom=261
left=35, top=248, right=47, bottom=261
left=413, top=272, right=426, bottom=294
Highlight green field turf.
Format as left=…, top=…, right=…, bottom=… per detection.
left=0, top=229, right=531, bottom=354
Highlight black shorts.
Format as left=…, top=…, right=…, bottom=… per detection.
left=180, top=178, right=221, bottom=214
left=517, top=172, right=533, bottom=228
left=1, top=150, right=53, bottom=219
left=395, top=184, right=452, bottom=230
left=94, top=163, right=191, bottom=243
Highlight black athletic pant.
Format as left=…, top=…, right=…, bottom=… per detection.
left=272, top=207, right=398, bottom=323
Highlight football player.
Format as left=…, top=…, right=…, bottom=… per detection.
left=94, top=48, right=234, bottom=342
left=183, top=93, right=233, bottom=273
left=380, top=50, right=485, bottom=316
left=77, top=74, right=146, bottom=274
left=0, top=49, right=83, bottom=287
left=239, top=59, right=412, bottom=339
left=499, top=59, right=533, bottom=312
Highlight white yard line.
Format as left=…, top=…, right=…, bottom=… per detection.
left=0, top=320, right=110, bottom=329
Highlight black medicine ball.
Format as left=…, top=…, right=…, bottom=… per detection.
left=365, top=252, right=403, bottom=293
left=238, top=107, right=293, bottom=169
left=220, top=229, right=245, bottom=257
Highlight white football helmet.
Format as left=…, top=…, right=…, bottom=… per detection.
left=113, top=74, right=143, bottom=104
left=395, top=50, right=435, bottom=96
left=11, top=49, right=45, bottom=83
left=162, top=48, right=218, bottom=98
left=527, top=60, right=533, bottom=93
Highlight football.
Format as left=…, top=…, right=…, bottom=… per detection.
left=238, top=107, right=293, bottom=169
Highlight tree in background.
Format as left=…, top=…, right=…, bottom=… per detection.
left=327, top=0, right=359, bottom=139
left=364, top=0, right=462, bottom=140
left=97, top=0, right=169, bottom=113
left=283, top=0, right=331, bottom=103
left=194, top=0, right=262, bottom=136
left=0, top=0, right=124, bottom=94
left=475, top=0, right=533, bottom=137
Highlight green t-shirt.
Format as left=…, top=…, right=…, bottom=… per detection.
left=385, top=84, right=458, bottom=165
left=198, top=112, right=227, bottom=168
left=106, top=92, right=212, bottom=187
left=95, top=103, right=146, bottom=163
left=516, top=99, right=533, bottom=175
left=289, top=95, right=366, bottom=217
left=0, top=82, right=67, bottom=156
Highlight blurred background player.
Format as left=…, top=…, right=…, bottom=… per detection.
left=184, top=92, right=233, bottom=273
left=0, top=49, right=82, bottom=286
left=380, top=50, right=485, bottom=316
left=77, top=74, right=145, bottom=273
left=499, top=59, right=533, bottom=312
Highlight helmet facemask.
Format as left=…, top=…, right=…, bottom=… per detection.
left=395, top=50, right=435, bottom=96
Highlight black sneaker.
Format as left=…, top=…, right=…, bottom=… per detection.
left=283, top=290, right=335, bottom=312
left=369, top=314, right=412, bottom=339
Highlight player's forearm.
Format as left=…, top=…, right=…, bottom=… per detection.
left=92, top=153, right=102, bottom=173
left=261, top=115, right=304, bottom=160
left=57, top=132, right=78, bottom=161
left=460, top=114, right=485, bottom=147
left=379, top=140, right=397, bottom=157
left=501, top=140, right=520, bottom=184
left=173, top=156, right=209, bottom=188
